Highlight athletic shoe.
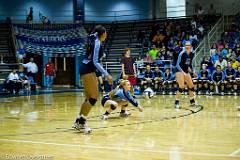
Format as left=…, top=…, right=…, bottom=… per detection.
left=175, top=100, right=180, bottom=109
left=101, top=114, right=109, bottom=120
left=119, top=111, right=131, bottom=117
left=72, top=117, right=92, bottom=134
left=190, top=99, right=196, bottom=107
left=221, top=92, right=224, bottom=96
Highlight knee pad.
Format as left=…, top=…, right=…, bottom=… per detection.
left=110, top=104, right=117, bottom=110
left=189, top=87, right=195, bottom=92
left=123, top=104, right=128, bottom=107
left=89, top=98, right=97, bottom=106
left=178, top=88, right=184, bottom=93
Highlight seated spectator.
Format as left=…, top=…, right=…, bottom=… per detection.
left=162, top=68, right=175, bottom=94
left=152, top=31, right=165, bottom=48
left=214, top=56, right=227, bottom=70
left=210, top=43, right=217, bottom=56
left=221, top=47, right=228, bottom=58
left=231, top=58, right=239, bottom=69
left=235, top=66, right=240, bottom=95
left=6, top=69, right=22, bottom=94
left=153, top=65, right=163, bottom=92
left=226, top=48, right=236, bottom=60
left=148, top=45, right=158, bottom=60
left=224, top=62, right=237, bottom=94
left=141, top=64, right=153, bottom=90
left=18, top=67, right=30, bottom=91
left=198, top=64, right=211, bottom=95
left=210, top=65, right=225, bottom=95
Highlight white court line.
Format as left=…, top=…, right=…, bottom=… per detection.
left=230, top=148, right=240, bottom=156
left=0, top=138, right=240, bottom=158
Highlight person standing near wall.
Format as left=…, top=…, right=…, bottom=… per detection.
left=44, top=58, right=55, bottom=89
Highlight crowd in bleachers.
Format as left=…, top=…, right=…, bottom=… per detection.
left=131, top=15, right=240, bottom=96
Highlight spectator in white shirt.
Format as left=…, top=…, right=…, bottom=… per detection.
left=214, top=56, right=228, bottom=70
left=6, top=69, right=21, bottom=94
left=22, top=57, right=38, bottom=82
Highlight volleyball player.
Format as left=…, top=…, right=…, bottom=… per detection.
left=198, top=64, right=211, bottom=95
left=101, top=80, right=144, bottom=120
left=175, top=41, right=197, bottom=109
left=224, top=62, right=236, bottom=94
left=72, top=25, right=113, bottom=133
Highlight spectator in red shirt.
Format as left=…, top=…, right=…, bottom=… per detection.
left=44, top=58, right=55, bottom=89
left=121, top=48, right=137, bottom=95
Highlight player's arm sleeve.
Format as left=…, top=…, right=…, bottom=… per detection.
left=93, top=40, right=109, bottom=77
left=123, top=91, right=139, bottom=107
left=176, top=51, right=184, bottom=72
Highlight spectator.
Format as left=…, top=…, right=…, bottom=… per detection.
left=22, top=57, right=38, bottom=83
left=148, top=45, right=158, bottom=60
left=214, top=56, right=228, bottom=70
left=137, top=30, right=145, bottom=44
left=153, top=65, right=163, bottom=92
left=44, top=58, right=55, bottom=89
left=141, top=64, right=153, bottom=90
left=226, top=48, right=236, bottom=60
left=16, top=45, right=26, bottom=63
left=211, top=51, right=220, bottom=64
left=6, top=69, right=21, bottom=94
left=231, top=58, right=239, bottom=69
left=208, top=4, right=216, bottom=23
left=210, top=43, right=217, bottom=56
left=211, top=65, right=225, bottom=95
left=152, top=31, right=165, bottom=48
left=198, top=64, right=211, bottom=94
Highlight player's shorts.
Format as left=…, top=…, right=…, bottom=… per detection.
left=128, top=75, right=137, bottom=86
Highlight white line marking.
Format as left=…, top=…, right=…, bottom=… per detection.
left=230, top=148, right=240, bottom=156
left=0, top=138, right=240, bottom=158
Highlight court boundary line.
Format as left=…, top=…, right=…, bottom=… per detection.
left=0, top=105, right=203, bottom=137
left=230, top=148, right=240, bottom=156
left=0, top=138, right=239, bottom=158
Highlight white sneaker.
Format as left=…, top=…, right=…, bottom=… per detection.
left=101, top=114, right=109, bottom=120
left=221, top=92, right=224, bottom=96
left=119, top=111, right=131, bottom=117
left=72, top=119, right=92, bottom=134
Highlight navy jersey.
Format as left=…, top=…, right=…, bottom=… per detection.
left=199, top=70, right=209, bottom=79
left=153, top=70, right=163, bottom=78
left=212, top=71, right=225, bottom=83
left=225, top=68, right=235, bottom=80
left=236, top=71, right=240, bottom=78
left=176, top=51, right=195, bottom=73
left=164, top=73, right=173, bottom=81
left=144, top=70, right=153, bottom=79
left=80, top=35, right=109, bottom=76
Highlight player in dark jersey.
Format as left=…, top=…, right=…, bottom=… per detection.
left=234, top=66, right=240, bottom=95
left=153, top=65, right=163, bottom=92
left=210, top=65, right=225, bottom=95
left=175, top=41, right=197, bottom=108
left=198, top=64, right=211, bottom=95
left=224, top=62, right=236, bottom=95
left=141, top=64, right=153, bottom=90
left=72, top=25, right=113, bottom=134
left=162, top=68, right=175, bottom=94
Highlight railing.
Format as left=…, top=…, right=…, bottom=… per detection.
left=193, top=37, right=207, bottom=70
left=207, top=16, right=224, bottom=49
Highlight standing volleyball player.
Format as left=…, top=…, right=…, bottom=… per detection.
left=73, top=25, right=113, bottom=133
left=175, top=41, right=197, bottom=109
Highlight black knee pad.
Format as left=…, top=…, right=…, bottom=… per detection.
left=178, top=88, right=184, bottom=93
left=89, top=98, right=97, bottom=106
left=189, top=87, right=195, bottom=92
left=110, top=104, right=117, bottom=110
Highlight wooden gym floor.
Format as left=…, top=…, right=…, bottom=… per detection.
left=0, top=91, right=240, bottom=160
